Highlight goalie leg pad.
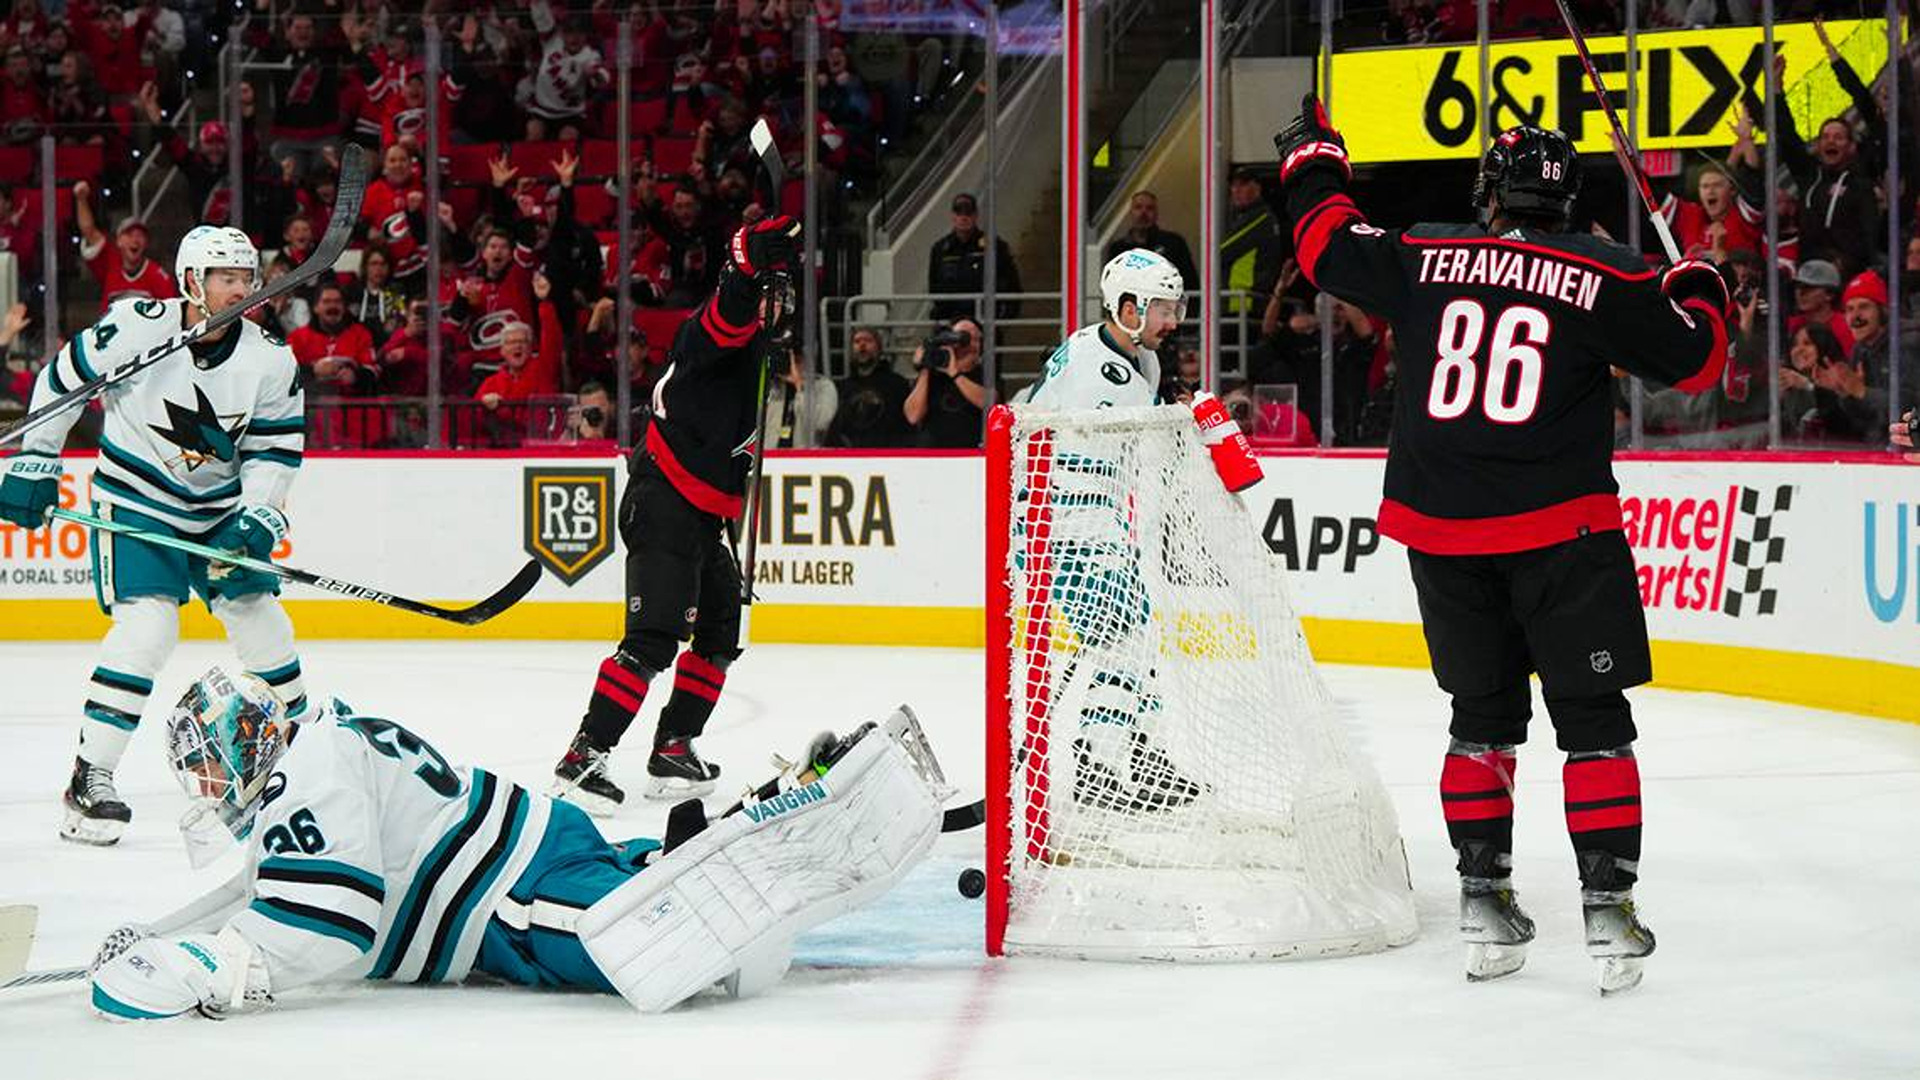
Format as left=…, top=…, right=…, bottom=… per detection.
left=577, top=710, right=949, bottom=1013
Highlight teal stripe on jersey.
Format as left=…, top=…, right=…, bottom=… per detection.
left=46, top=363, right=70, bottom=395
left=91, top=985, right=180, bottom=1020
left=70, top=335, right=98, bottom=382
left=253, top=659, right=301, bottom=686
left=92, top=473, right=230, bottom=522
left=84, top=703, right=140, bottom=731
left=425, top=787, right=531, bottom=982
left=100, top=438, right=242, bottom=504
left=258, top=856, right=386, bottom=898
left=247, top=897, right=376, bottom=953
left=91, top=667, right=155, bottom=694
left=239, top=447, right=303, bottom=467
left=247, top=416, right=306, bottom=435
left=368, top=774, right=495, bottom=980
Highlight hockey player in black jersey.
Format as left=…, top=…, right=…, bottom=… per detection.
left=1273, top=97, right=1731, bottom=994
left=551, top=213, right=804, bottom=814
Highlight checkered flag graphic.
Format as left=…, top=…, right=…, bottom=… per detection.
left=1721, top=485, right=1793, bottom=617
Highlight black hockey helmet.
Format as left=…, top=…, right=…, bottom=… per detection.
left=1473, top=127, right=1582, bottom=227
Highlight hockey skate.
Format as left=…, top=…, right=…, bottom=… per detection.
left=551, top=732, right=625, bottom=817
left=61, top=756, right=132, bottom=846
left=644, top=736, right=719, bottom=800
left=1460, top=876, right=1536, bottom=981
left=1584, top=891, right=1656, bottom=995
left=1071, top=729, right=1202, bottom=813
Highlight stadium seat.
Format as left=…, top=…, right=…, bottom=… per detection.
left=444, top=186, right=484, bottom=228
left=509, top=140, right=570, bottom=179
left=571, top=184, right=615, bottom=228
left=0, top=148, right=33, bottom=185
left=446, top=144, right=498, bottom=184
left=650, top=136, right=696, bottom=178
left=627, top=97, right=669, bottom=134
left=54, top=146, right=104, bottom=182
left=12, top=186, right=74, bottom=229
left=578, top=139, right=619, bottom=180
left=633, top=307, right=693, bottom=354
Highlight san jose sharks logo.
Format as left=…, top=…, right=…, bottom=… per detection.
left=150, top=386, right=247, bottom=472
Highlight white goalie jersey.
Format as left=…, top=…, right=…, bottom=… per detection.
left=23, top=298, right=305, bottom=533
left=1023, top=323, right=1161, bottom=410
left=219, top=709, right=549, bottom=992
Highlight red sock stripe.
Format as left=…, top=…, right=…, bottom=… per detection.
left=594, top=677, right=642, bottom=714
left=673, top=672, right=722, bottom=703
left=599, top=657, right=651, bottom=696
left=1439, top=751, right=1516, bottom=822
left=676, top=653, right=727, bottom=689
left=1564, top=756, right=1642, bottom=833
left=1564, top=756, right=1640, bottom=802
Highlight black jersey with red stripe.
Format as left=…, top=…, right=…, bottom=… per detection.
left=1285, top=174, right=1728, bottom=556
left=641, top=266, right=764, bottom=519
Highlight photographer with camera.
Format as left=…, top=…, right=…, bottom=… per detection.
left=903, top=317, right=986, bottom=448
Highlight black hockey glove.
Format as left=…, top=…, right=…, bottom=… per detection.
left=1660, top=258, right=1732, bottom=319
left=1273, top=94, right=1350, bottom=186
left=729, top=214, right=802, bottom=279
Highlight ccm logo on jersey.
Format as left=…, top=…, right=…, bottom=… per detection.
left=739, top=779, right=832, bottom=825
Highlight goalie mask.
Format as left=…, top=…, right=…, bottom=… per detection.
left=175, top=225, right=261, bottom=317
left=1100, top=248, right=1186, bottom=345
left=167, top=667, right=289, bottom=867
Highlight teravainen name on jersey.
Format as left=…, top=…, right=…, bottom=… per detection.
left=24, top=297, right=305, bottom=534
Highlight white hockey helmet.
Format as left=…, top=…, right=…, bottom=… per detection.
left=1099, top=247, right=1186, bottom=343
left=175, top=225, right=261, bottom=315
left=167, top=667, right=288, bottom=862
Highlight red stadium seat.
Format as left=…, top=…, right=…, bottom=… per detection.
left=570, top=184, right=615, bottom=228
left=446, top=144, right=497, bottom=184
left=108, top=103, right=136, bottom=140
left=627, top=97, right=669, bottom=134
left=649, top=136, right=696, bottom=178
left=633, top=307, right=694, bottom=354
left=779, top=177, right=803, bottom=218
left=0, top=147, right=31, bottom=185
left=54, top=146, right=104, bottom=182
left=578, top=139, right=620, bottom=180
left=509, top=140, right=570, bottom=179
left=443, top=186, right=484, bottom=228
left=12, top=185, right=75, bottom=229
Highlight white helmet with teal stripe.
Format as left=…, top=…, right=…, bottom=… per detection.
left=174, top=225, right=261, bottom=317
left=167, top=666, right=288, bottom=866
left=1100, top=247, right=1186, bottom=344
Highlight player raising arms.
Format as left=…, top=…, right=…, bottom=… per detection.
left=549, top=214, right=805, bottom=813
left=1272, top=98, right=1729, bottom=993
left=0, top=226, right=312, bottom=847
left=86, top=668, right=948, bottom=1018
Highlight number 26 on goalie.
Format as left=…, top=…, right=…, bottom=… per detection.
left=1425, top=299, right=1549, bottom=425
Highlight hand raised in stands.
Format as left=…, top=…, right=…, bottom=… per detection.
left=405, top=189, right=425, bottom=213
left=552, top=148, right=579, bottom=188
left=533, top=271, right=552, bottom=301
left=459, top=277, right=484, bottom=303
left=137, top=82, right=162, bottom=124
left=1891, top=411, right=1919, bottom=463
left=437, top=201, right=457, bottom=230
left=489, top=154, right=518, bottom=189
left=2, top=302, right=28, bottom=342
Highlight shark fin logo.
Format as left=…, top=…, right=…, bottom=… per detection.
left=149, top=386, right=246, bottom=471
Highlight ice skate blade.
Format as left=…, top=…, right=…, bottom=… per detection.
left=59, top=808, right=126, bottom=846
left=549, top=779, right=622, bottom=818
left=1597, top=956, right=1645, bottom=996
left=1464, top=942, right=1528, bottom=982
left=643, top=774, right=716, bottom=801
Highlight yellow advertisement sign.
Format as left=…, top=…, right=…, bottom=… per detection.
left=1329, top=19, right=1894, bottom=163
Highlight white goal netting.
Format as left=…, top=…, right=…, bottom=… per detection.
left=989, top=405, right=1416, bottom=961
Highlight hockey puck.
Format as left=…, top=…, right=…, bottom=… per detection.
left=957, top=867, right=986, bottom=899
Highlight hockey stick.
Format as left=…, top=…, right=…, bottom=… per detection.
left=942, top=800, right=986, bottom=833
left=738, top=117, right=787, bottom=605
left=52, top=508, right=542, bottom=626
left=1551, top=0, right=1683, bottom=262
left=0, top=904, right=80, bottom=992
left=0, top=144, right=373, bottom=451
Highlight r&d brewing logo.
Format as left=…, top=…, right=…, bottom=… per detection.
left=523, top=467, right=615, bottom=585
left=1620, top=484, right=1793, bottom=617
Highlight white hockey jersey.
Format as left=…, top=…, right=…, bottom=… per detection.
left=222, top=711, right=550, bottom=992
left=1024, top=323, right=1161, bottom=410
left=24, top=298, right=305, bottom=534
left=526, top=0, right=605, bottom=119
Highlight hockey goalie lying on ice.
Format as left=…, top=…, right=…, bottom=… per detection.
left=87, top=668, right=954, bottom=1019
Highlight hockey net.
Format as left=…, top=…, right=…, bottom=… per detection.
left=985, top=404, right=1416, bottom=961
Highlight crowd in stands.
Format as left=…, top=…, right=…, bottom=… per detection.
left=0, top=1, right=1911, bottom=454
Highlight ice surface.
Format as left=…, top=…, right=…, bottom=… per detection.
left=2, top=641, right=1916, bottom=1079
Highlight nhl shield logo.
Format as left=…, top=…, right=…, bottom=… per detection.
left=524, top=467, right=616, bottom=585
left=1589, top=650, right=1614, bottom=674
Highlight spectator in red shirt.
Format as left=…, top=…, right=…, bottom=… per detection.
left=1, top=46, right=46, bottom=144
left=288, top=282, right=378, bottom=396
left=360, top=143, right=428, bottom=287
left=446, top=220, right=535, bottom=388
left=475, top=272, right=563, bottom=408
left=1660, top=164, right=1762, bottom=262
left=73, top=0, right=141, bottom=96
left=375, top=299, right=431, bottom=396
left=47, top=49, right=107, bottom=145
left=0, top=184, right=39, bottom=281
left=74, top=178, right=174, bottom=308
left=1787, top=259, right=1854, bottom=358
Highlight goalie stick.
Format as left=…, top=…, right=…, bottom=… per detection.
left=1552, top=0, right=1683, bottom=262
left=0, top=907, right=84, bottom=993
left=0, top=143, right=373, bottom=451
left=738, top=117, right=785, bottom=605
left=52, top=508, right=542, bottom=626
